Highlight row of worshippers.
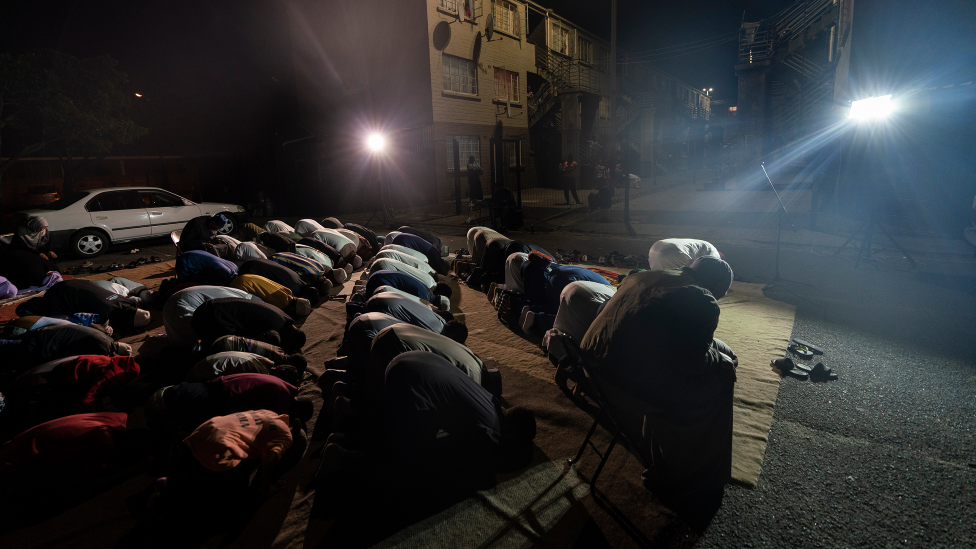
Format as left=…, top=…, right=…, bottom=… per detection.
left=305, top=225, right=536, bottom=488
left=0, top=216, right=64, bottom=299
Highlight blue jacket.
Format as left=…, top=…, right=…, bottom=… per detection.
left=176, top=250, right=239, bottom=286
left=365, top=270, right=434, bottom=301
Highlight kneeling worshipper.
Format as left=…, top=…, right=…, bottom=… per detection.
left=0, top=249, right=62, bottom=292
left=309, top=229, right=361, bottom=268
left=90, top=277, right=157, bottom=307
left=264, top=220, right=295, bottom=234
left=470, top=228, right=505, bottom=265
left=366, top=258, right=436, bottom=290
left=647, top=238, right=722, bottom=270
left=367, top=324, right=495, bottom=395
left=343, top=224, right=380, bottom=255
left=238, top=258, right=329, bottom=303
left=336, top=312, right=406, bottom=366
left=178, top=214, right=231, bottom=257
left=238, top=222, right=266, bottom=242
left=0, top=412, right=155, bottom=496
left=363, top=292, right=463, bottom=338
left=208, top=335, right=307, bottom=373
left=579, top=283, right=737, bottom=517
left=183, top=352, right=300, bottom=384
left=548, top=280, right=618, bottom=345
left=147, top=373, right=310, bottom=430
left=0, top=324, right=132, bottom=373
left=336, top=228, right=372, bottom=257
left=191, top=297, right=307, bottom=353
left=479, top=240, right=553, bottom=291
left=228, top=274, right=312, bottom=317
left=316, top=352, right=535, bottom=490
left=294, top=218, right=326, bottom=236
left=42, top=279, right=151, bottom=334
left=4, top=313, right=108, bottom=339
left=627, top=256, right=734, bottom=301
left=10, top=216, right=58, bottom=261
left=372, top=249, right=436, bottom=276
left=175, top=250, right=239, bottom=286
left=390, top=233, right=448, bottom=275
left=274, top=250, right=346, bottom=286
left=234, top=240, right=271, bottom=261
left=362, top=270, right=452, bottom=306
left=466, top=226, right=492, bottom=256
left=395, top=225, right=442, bottom=251
left=320, top=217, right=343, bottom=229
left=298, top=237, right=350, bottom=273
left=377, top=243, right=428, bottom=264
left=163, top=286, right=262, bottom=347
left=518, top=253, right=611, bottom=332
left=256, top=230, right=297, bottom=255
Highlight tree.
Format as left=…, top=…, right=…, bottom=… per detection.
left=0, top=50, right=147, bottom=199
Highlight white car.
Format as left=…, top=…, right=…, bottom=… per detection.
left=16, top=187, right=248, bottom=257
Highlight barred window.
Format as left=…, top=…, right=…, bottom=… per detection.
left=551, top=23, right=574, bottom=57
left=443, top=54, right=478, bottom=95
left=439, top=0, right=472, bottom=16
left=578, top=37, right=592, bottom=63
left=446, top=136, right=480, bottom=170
left=493, top=68, right=519, bottom=102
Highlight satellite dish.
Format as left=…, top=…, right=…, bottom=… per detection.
left=433, top=21, right=451, bottom=51
left=485, top=13, right=494, bottom=41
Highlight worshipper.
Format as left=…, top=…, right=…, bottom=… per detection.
left=191, top=297, right=306, bottom=353
left=336, top=312, right=405, bottom=366
left=0, top=412, right=129, bottom=476
left=294, top=218, right=326, bottom=236
left=163, top=286, right=262, bottom=347
left=0, top=276, right=16, bottom=299
left=90, top=277, right=157, bottom=307
left=238, top=223, right=266, bottom=242
left=367, top=324, right=490, bottom=393
left=178, top=214, right=231, bottom=257
left=363, top=270, right=452, bottom=304
left=10, top=216, right=57, bottom=260
left=228, top=274, right=313, bottom=317
left=395, top=225, right=442, bottom=252
left=279, top=249, right=347, bottom=285
left=469, top=237, right=513, bottom=289
left=264, top=220, right=295, bottom=234
left=4, top=315, right=105, bottom=339
left=147, top=373, right=310, bottom=431
left=1, top=324, right=131, bottom=373
left=384, top=231, right=402, bottom=244
left=466, top=226, right=492, bottom=257
left=470, top=228, right=505, bottom=264
left=298, top=237, right=347, bottom=269
left=320, top=217, right=343, bottom=229
left=498, top=252, right=529, bottom=293
left=208, top=335, right=307, bottom=374
left=310, top=229, right=362, bottom=268
left=367, top=258, right=436, bottom=289
left=214, top=234, right=240, bottom=256
left=336, top=229, right=372, bottom=258
left=617, top=256, right=733, bottom=301
left=183, top=352, right=305, bottom=387
left=0, top=249, right=61, bottom=291
left=363, top=292, right=460, bottom=336
left=239, top=258, right=327, bottom=303
left=372, top=249, right=436, bottom=275
left=317, top=352, right=534, bottom=487
left=184, top=409, right=293, bottom=472
left=390, top=233, right=448, bottom=275
left=377, top=243, right=428, bottom=264
left=256, top=231, right=297, bottom=254
left=343, top=224, right=380, bottom=255
left=518, top=253, right=611, bottom=333
left=42, top=279, right=151, bottom=333
left=578, top=284, right=736, bottom=517
left=647, top=238, right=722, bottom=270
left=175, top=250, right=238, bottom=286
left=544, top=281, right=618, bottom=362
left=234, top=241, right=269, bottom=260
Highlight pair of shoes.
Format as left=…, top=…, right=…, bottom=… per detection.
left=771, top=357, right=809, bottom=380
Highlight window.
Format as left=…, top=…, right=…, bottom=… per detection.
left=551, top=22, right=574, bottom=57
left=597, top=47, right=611, bottom=72
left=729, top=106, right=737, bottom=112
left=491, top=0, right=519, bottom=35
left=493, top=68, right=519, bottom=102
left=446, top=136, right=480, bottom=170
left=577, top=37, right=592, bottom=63
left=443, top=54, right=478, bottom=95
left=599, top=96, right=610, bottom=119
left=439, top=0, right=472, bottom=16
left=87, top=190, right=143, bottom=212
left=139, top=190, right=185, bottom=208
left=504, top=141, right=521, bottom=167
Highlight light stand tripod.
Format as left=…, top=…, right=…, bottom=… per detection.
left=832, top=196, right=916, bottom=268
left=363, top=156, right=397, bottom=229
left=762, top=162, right=811, bottom=287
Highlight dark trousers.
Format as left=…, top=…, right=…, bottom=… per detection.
left=467, top=176, right=484, bottom=201
left=563, top=176, right=580, bottom=204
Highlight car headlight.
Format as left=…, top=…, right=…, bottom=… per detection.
left=237, top=206, right=245, bottom=213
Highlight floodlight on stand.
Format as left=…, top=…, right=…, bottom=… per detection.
left=366, top=133, right=386, bottom=152
left=849, top=95, right=893, bottom=120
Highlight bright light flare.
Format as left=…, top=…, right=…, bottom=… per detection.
left=134, top=93, right=143, bottom=97
left=366, top=133, right=386, bottom=152
left=849, top=95, right=893, bottom=120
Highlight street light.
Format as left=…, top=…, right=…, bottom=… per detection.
left=849, top=95, right=893, bottom=121
left=366, top=133, right=386, bottom=153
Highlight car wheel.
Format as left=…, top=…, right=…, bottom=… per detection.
left=217, top=214, right=237, bottom=235
left=70, top=229, right=108, bottom=257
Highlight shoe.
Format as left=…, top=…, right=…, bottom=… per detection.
left=294, top=298, right=312, bottom=317
left=809, top=362, right=838, bottom=382
left=487, top=282, right=498, bottom=304
left=771, top=357, right=808, bottom=380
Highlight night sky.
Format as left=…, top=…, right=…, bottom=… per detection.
left=2, top=0, right=975, bottom=157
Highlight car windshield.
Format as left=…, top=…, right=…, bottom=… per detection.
left=41, top=192, right=90, bottom=211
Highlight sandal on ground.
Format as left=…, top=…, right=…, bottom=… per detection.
left=809, top=362, right=838, bottom=382
left=771, top=357, right=809, bottom=380
left=788, top=344, right=815, bottom=359
left=150, top=256, right=162, bottom=263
